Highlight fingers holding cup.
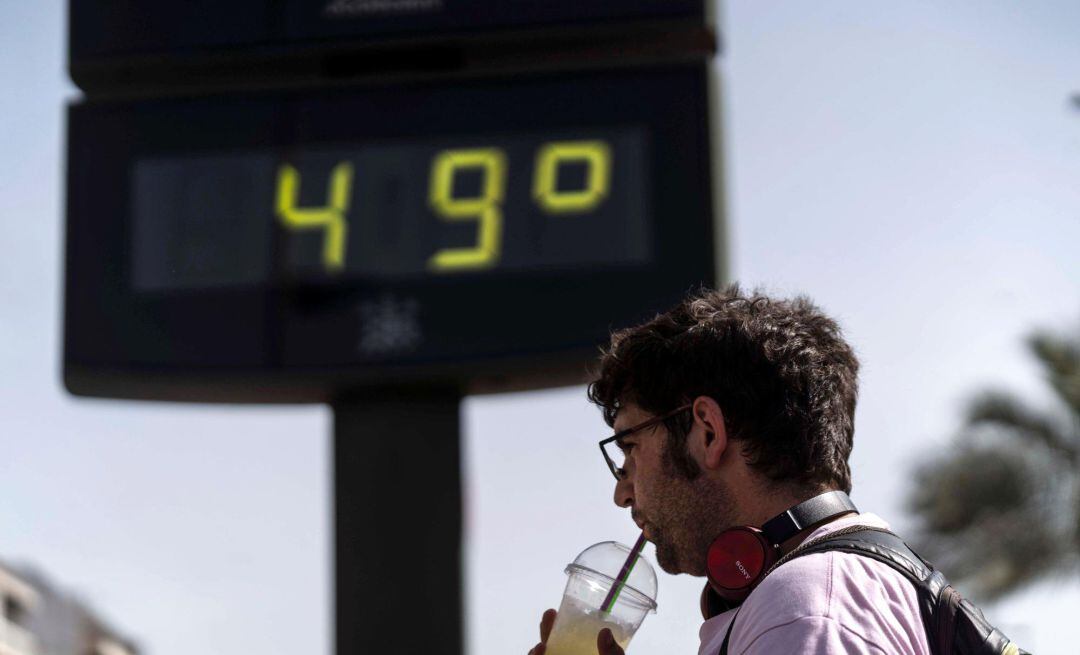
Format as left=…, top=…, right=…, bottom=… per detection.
left=597, top=628, right=626, bottom=655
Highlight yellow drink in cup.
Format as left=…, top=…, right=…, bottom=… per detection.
left=545, top=597, right=635, bottom=655
left=545, top=540, right=657, bottom=654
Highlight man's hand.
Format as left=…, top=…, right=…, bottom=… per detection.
left=527, top=609, right=557, bottom=655
left=527, top=610, right=626, bottom=655
left=597, top=628, right=626, bottom=655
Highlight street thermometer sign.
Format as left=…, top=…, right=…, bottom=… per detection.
left=64, top=65, right=717, bottom=401
left=64, top=2, right=722, bottom=654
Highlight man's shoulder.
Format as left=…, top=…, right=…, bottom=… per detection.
left=744, top=513, right=906, bottom=619
left=751, top=545, right=923, bottom=616
left=728, top=514, right=931, bottom=654
left=742, top=549, right=839, bottom=623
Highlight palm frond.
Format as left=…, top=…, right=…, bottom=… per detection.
left=942, top=509, right=1066, bottom=601
left=965, top=390, right=1078, bottom=464
left=907, top=440, right=1073, bottom=601
left=909, top=443, right=1036, bottom=535
left=906, top=318, right=1080, bottom=603
left=1028, top=331, right=1080, bottom=417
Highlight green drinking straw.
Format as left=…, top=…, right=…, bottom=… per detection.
left=600, top=533, right=648, bottom=614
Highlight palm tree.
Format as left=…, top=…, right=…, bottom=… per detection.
left=906, top=323, right=1080, bottom=601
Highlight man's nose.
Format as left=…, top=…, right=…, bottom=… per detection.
left=613, top=476, right=634, bottom=508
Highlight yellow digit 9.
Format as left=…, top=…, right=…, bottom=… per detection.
left=427, top=148, right=507, bottom=271
left=533, top=140, right=612, bottom=214
left=275, top=162, right=353, bottom=273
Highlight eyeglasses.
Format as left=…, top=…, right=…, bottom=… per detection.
left=598, top=404, right=693, bottom=481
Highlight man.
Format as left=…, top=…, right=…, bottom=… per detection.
left=528, top=285, right=930, bottom=655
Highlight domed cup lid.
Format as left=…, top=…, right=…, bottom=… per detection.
left=565, top=540, right=657, bottom=611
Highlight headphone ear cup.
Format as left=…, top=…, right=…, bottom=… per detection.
left=705, top=527, right=779, bottom=604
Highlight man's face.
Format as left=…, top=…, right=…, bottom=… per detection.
left=612, top=403, right=736, bottom=577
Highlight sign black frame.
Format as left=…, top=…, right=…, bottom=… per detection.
left=64, top=63, right=717, bottom=402
left=69, top=0, right=705, bottom=61
left=68, top=0, right=715, bottom=94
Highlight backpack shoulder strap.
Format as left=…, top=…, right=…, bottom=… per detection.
left=771, top=526, right=945, bottom=649
left=718, top=611, right=736, bottom=655
left=756, top=526, right=1027, bottom=655
left=774, top=525, right=936, bottom=585
left=716, top=527, right=933, bottom=655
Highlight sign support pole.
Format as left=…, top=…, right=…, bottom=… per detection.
left=333, top=388, right=464, bottom=655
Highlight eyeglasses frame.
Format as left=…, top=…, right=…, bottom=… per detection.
left=598, top=403, right=694, bottom=481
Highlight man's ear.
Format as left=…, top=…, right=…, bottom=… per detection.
left=691, top=395, right=728, bottom=470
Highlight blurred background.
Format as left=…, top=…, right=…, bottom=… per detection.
left=1, top=1, right=1078, bottom=654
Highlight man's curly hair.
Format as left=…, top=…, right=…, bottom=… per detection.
left=587, top=284, right=859, bottom=493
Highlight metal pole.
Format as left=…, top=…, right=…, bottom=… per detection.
left=333, top=388, right=463, bottom=655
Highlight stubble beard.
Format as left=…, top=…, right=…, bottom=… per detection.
left=647, top=455, right=737, bottom=577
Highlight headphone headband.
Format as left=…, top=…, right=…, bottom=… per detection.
left=760, top=490, right=857, bottom=545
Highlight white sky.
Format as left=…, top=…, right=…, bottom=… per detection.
left=2, top=2, right=1078, bottom=654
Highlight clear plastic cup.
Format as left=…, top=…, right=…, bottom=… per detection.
left=545, top=541, right=658, bottom=655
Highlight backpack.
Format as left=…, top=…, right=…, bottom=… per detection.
left=717, top=525, right=1030, bottom=655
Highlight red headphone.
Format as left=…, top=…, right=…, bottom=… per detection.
left=700, top=490, right=857, bottom=618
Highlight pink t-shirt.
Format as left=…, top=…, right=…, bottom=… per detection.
left=698, top=513, right=931, bottom=655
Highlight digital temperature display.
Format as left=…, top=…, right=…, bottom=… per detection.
left=131, top=129, right=648, bottom=291
left=64, top=64, right=717, bottom=401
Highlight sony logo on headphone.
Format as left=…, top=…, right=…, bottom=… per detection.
left=735, top=560, right=752, bottom=581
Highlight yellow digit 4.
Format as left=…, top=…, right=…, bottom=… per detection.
left=275, top=162, right=354, bottom=273
left=427, top=148, right=507, bottom=271
left=533, top=140, right=611, bottom=214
